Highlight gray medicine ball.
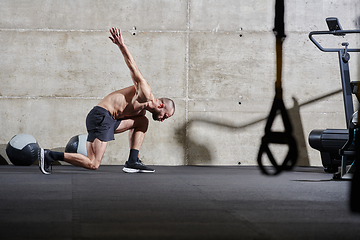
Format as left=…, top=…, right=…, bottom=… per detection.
left=65, top=134, right=88, bottom=156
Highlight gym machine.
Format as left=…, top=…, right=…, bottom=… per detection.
left=308, top=17, right=360, bottom=179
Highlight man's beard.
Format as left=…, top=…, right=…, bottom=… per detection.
left=152, top=112, right=159, bottom=121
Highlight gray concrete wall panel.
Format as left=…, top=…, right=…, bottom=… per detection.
left=190, top=0, right=273, bottom=32
left=0, top=0, right=188, bottom=30
left=0, top=31, right=186, bottom=98
left=189, top=32, right=275, bottom=100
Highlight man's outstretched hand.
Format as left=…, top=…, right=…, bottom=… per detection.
left=109, top=27, right=125, bottom=46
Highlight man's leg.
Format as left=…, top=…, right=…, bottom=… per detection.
left=125, top=118, right=148, bottom=166
left=38, top=138, right=107, bottom=174
left=115, top=116, right=148, bottom=149
left=114, top=116, right=154, bottom=173
left=64, top=138, right=107, bottom=170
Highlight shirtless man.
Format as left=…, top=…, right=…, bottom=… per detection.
left=38, top=27, right=175, bottom=174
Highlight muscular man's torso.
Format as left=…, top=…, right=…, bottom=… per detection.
left=97, top=86, right=150, bottom=119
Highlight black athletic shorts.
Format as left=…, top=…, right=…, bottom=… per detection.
left=86, top=106, right=122, bottom=142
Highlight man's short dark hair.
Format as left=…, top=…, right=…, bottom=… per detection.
left=161, top=98, right=175, bottom=115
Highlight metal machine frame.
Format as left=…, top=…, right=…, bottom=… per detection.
left=308, top=18, right=360, bottom=179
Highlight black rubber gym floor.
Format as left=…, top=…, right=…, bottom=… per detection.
left=1, top=165, right=360, bottom=240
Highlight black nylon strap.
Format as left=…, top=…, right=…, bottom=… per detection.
left=257, top=0, right=298, bottom=175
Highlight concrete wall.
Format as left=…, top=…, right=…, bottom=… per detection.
left=0, top=0, right=359, bottom=166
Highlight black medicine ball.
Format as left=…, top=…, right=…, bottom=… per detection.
left=6, top=134, right=40, bottom=166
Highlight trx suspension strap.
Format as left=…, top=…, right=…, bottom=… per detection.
left=257, top=0, right=298, bottom=175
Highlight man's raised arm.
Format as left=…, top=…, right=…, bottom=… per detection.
left=109, top=27, right=145, bottom=87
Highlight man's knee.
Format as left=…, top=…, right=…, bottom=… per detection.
left=88, top=161, right=101, bottom=170
left=143, top=116, right=149, bottom=131
left=135, top=116, right=149, bottom=132
left=90, top=164, right=100, bottom=170
left=87, top=154, right=102, bottom=170
left=86, top=138, right=107, bottom=170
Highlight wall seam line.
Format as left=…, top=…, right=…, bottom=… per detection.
left=185, top=0, right=190, bottom=165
